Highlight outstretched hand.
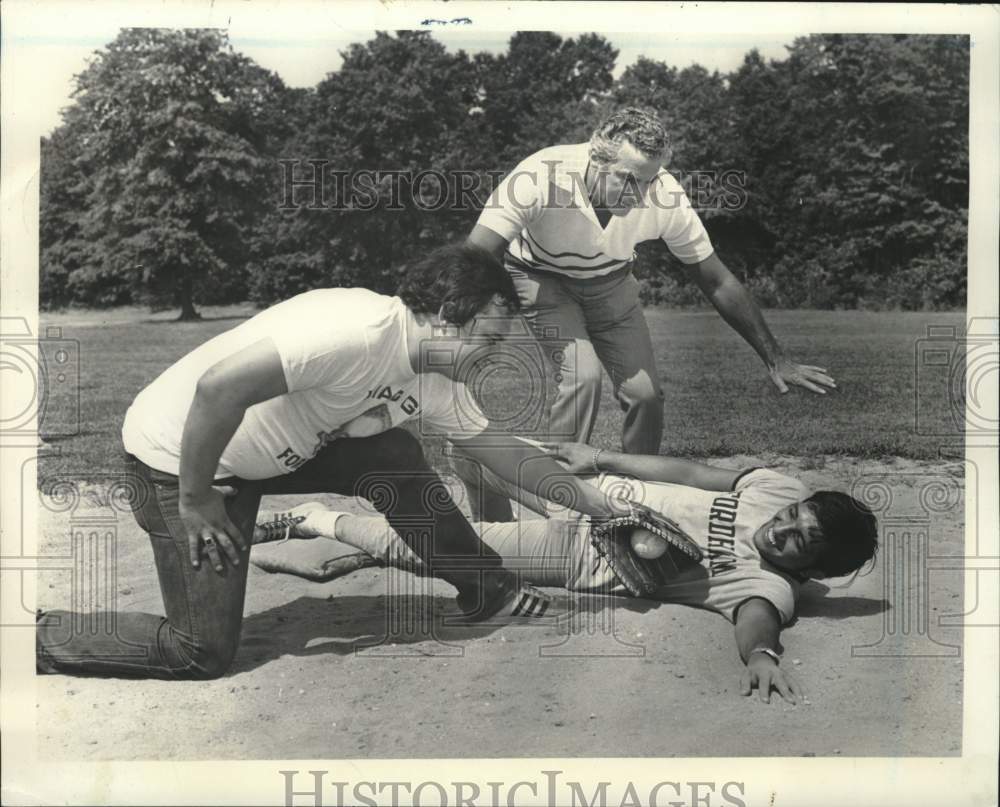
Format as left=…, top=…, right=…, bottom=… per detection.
left=769, top=358, right=837, bottom=395
left=539, top=441, right=598, bottom=475
left=740, top=656, right=806, bottom=704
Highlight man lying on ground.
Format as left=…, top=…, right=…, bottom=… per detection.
left=251, top=442, right=878, bottom=702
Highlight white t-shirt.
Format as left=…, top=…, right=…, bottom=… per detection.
left=121, top=289, right=489, bottom=479
left=476, top=142, right=715, bottom=278
left=593, top=469, right=808, bottom=624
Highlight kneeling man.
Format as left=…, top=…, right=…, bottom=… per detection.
left=36, top=246, right=621, bottom=679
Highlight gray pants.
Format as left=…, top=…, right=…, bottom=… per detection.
left=508, top=264, right=664, bottom=453
left=324, top=510, right=617, bottom=595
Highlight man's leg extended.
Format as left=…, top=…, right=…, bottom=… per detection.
left=507, top=266, right=604, bottom=446
left=584, top=272, right=664, bottom=455
left=261, top=428, right=517, bottom=617
left=251, top=518, right=382, bottom=582
left=255, top=507, right=612, bottom=593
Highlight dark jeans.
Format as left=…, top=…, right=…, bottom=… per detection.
left=37, top=429, right=507, bottom=679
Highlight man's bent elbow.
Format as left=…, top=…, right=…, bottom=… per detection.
left=194, top=369, right=250, bottom=412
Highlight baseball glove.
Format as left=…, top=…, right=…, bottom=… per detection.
left=589, top=502, right=703, bottom=598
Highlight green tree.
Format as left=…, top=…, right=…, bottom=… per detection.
left=471, top=32, right=618, bottom=166
left=251, top=31, right=485, bottom=303
left=41, top=29, right=968, bottom=313
left=814, top=34, right=967, bottom=307
left=40, top=107, right=101, bottom=308
left=613, top=56, right=737, bottom=304
left=58, top=28, right=293, bottom=317
left=722, top=35, right=968, bottom=308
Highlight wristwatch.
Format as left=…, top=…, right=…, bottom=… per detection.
left=749, top=647, right=780, bottom=665
left=591, top=447, right=604, bottom=475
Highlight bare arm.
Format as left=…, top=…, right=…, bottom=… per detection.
left=467, top=224, right=511, bottom=258
left=684, top=253, right=836, bottom=395
left=734, top=597, right=804, bottom=704
left=685, top=252, right=781, bottom=368
left=451, top=432, right=621, bottom=519
left=178, top=337, right=287, bottom=571
left=542, top=442, right=740, bottom=492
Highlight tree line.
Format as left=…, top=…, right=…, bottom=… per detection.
left=41, top=29, right=969, bottom=317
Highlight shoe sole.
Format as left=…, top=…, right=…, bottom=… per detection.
left=448, top=585, right=557, bottom=627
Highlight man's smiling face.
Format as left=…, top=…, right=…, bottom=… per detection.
left=589, top=141, right=663, bottom=215
left=752, top=500, right=827, bottom=576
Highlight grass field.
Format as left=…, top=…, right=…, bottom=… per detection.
left=37, top=306, right=966, bottom=482
left=32, top=305, right=970, bottom=760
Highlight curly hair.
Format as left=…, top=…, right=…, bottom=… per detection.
left=589, top=107, right=671, bottom=166
left=806, top=491, right=880, bottom=578
left=395, top=243, right=519, bottom=326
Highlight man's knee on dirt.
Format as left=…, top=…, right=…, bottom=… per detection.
left=167, top=623, right=241, bottom=680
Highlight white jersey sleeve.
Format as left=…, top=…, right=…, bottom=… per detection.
left=734, top=468, right=811, bottom=506
left=476, top=155, right=547, bottom=243
left=651, top=568, right=799, bottom=625
left=653, top=172, right=715, bottom=264
left=266, top=295, right=370, bottom=393
left=415, top=374, right=490, bottom=439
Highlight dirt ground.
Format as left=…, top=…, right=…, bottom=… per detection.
left=34, top=455, right=966, bottom=760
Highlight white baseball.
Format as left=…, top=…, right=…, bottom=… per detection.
left=630, top=527, right=668, bottom=560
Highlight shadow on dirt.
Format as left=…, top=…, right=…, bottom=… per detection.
left=232, top=590, right=668, bottom=672
left=794, top=580, right=890, bottom=619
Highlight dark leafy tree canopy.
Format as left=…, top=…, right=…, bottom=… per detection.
left=44, top=28, right=296, bottom=317
left=41, top=31, right=968, bottom=314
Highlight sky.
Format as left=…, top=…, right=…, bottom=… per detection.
left=16, top=28, right=794, bottom=136
left=235, top=29, right=795, bottom=86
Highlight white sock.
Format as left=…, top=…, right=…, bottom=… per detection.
left=301, top=509, right=350, bottom=541
left=330, top=514, right=422, bottom=568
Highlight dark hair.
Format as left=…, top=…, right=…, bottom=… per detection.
left=396, top=243, right=519, bottom=326
left=590, top=107, right=671, bottom=165
left=805, top=491, right=879, bottom=578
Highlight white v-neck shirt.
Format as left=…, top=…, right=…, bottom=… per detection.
left=477, top=142, right=715, bottom=278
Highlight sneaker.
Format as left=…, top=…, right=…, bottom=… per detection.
left=452, top=582, right=556, bottom=626
left=253, top=502, right=326, bottom=544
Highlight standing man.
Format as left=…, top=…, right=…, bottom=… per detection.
left=468, top=107, right=836, bottom=459
left=36, top=244, right=622, bottom=679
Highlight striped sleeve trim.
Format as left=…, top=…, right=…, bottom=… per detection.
left=731, top=467, right=765, bottom=491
